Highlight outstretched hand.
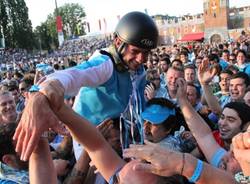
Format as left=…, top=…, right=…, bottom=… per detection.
left=123, top=141, right=182, bottom=177
left=13, top=92, right=61, bottom=161
left=198, top=58, right=217, bottom=85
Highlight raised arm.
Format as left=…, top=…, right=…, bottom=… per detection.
left=176, top=78, right=223, bottom=164
left=198, top=59, right=222, bottom=115
left=13, top=55, right=114, bottom=161
left=29, top=138, right=57, bottom=184
left=44, top=54, right=114, bottom=97
left=56, top=104, right=125, bottom=182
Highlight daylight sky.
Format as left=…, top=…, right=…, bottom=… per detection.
left=25, top=0, right=250, bottom=33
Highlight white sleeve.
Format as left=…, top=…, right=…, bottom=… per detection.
left=46, top=59, right=114, bottom=96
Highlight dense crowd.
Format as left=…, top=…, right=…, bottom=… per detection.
left=1, top=11, right=250, bottom=184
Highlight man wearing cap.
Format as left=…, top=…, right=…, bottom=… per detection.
left=14, top=12, right=159, bottom=161
left=141, top=98, right=185, bottom=152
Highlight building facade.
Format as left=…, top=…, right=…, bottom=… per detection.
left=155, top=0, right=250, bottom=44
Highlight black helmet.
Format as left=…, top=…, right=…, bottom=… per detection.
left=115, top=11, right=159, bottom=50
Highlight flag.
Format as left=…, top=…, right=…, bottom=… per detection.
left=87, top=22, right=90, bottom=33
left=103, top=18, right=107, bottom=32
left=56, top=16, right=63, bottom=32
left=98, top=19, right=102, bottom=31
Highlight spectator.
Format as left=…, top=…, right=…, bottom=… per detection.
left=235, top=49, right=250, bottom=77
left=142, top=98, right=185, bottom=152
left=165, top=66, right=184, bottom=104
left=145, top=69, right=167, bottom=100
left=0, top=123, right=29, bottom=183
left=184, top=64, right=196, bottom=84
left=243, top=87, right=250, bottom=107
left=0, top=91, right=17, bottom=124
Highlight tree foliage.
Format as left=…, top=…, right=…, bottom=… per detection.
left=58, top=3, right=86, bottom=37
left=34, top=3, right=86, bottom=51
left=0, top=0, right=34, bottom=49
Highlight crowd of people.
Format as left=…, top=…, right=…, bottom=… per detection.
left=0, top=11, right=250, bottom=184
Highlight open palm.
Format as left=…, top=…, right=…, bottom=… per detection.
left=198, top=60, right=217, bottom=85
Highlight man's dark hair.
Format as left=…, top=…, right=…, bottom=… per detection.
left=171, top=59, right=182, bottom=66
left=4, top=80, right=18, bottom=91
left=208, top=54, right=220, bottom=63
left=159, top=56, right=171, bottom=65
left=187, top=82, right=201, bottom=99
left=0, top=123, right=17, bottom=162
left=219, top=69, right=233, bottom=81
left=196, top=56, right=203, bottom=60
left=146, top=69, right=158, bottom=81
left=184, top=64, right=196, bottom=71
left=224, top=102, right=250, bottom=129
left=222, top=49, right=230, bottom=55
left=53, top=64, right=60, bottom=70
left=237, top=49, right=247, bottom=57
left=69, top=61, right=77, bottom=67
left=180, top=51, right=188, bottom=57
left=169, top=64, right=184, bottom=73
left=231, top=72, right=250, bottom=87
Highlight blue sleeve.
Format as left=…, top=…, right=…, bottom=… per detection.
left=219, top=59, right=228, bottom=70
left=0, top=179, right=18, bottom=184
left=244, top=65, right=250, bottom=77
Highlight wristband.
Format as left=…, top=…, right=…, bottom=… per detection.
left=211, top=148, right=227, bottom=168
left=189, top=159, right=203, bottom=183
left=29, top=85, right=40, bottom=92
left=109, top=166, right=123, bottom=184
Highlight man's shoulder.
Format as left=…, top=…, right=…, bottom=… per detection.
left=75, top=50, right=113, bottom=70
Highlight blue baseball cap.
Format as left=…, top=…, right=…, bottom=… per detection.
left=141, top=104, right=176, bottom=125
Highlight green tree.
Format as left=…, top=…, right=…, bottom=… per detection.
left=34, top=3, right=86, bottom=51
left=0, top=0, right=34, bottom=49
left=58, top=3, right=86, bottom=37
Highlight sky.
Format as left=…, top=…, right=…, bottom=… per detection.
left=25, top=0, right=250, bottom=33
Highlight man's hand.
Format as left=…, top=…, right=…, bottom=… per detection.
left=176, top=78, right=187, bottom=100
left=97, top=119, right=114, bottom=139
left=144, top=84, right=156, bottom=100
left=232, top=127, right=250, bottom=176
left=123, top=141, right=183, bottom=177
left=13, top=92, right=61, bottom=161
left=198, top=59, right=217, bottom=85
left=39, top=79, right=65, bottom=112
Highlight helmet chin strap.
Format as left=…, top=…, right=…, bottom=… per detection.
left=117, top=41, right=126, bottom=54
left=108, top=41, right=129, bottom=72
